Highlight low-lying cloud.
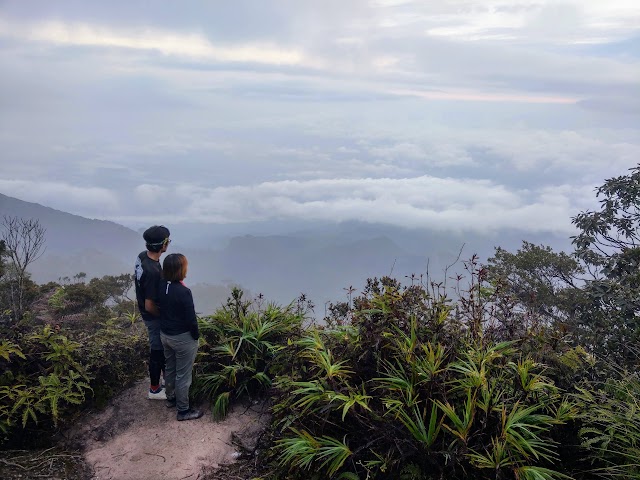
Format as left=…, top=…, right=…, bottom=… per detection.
left=2, top=175, right=595, bottom=236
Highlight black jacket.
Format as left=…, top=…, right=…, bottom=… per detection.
left=158, top=280, right=199, bottom=340
left=134, top=251, right=161, bottom=320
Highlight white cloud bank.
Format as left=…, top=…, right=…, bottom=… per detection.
left=2, top=175, right=588, bottom=234
left=184, top=177, right=590, bottom=233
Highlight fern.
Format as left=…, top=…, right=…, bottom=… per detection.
left=277, top=429, right=352, bottom=477
left=212, top=392, right=230, bottom=420
left=0, top=340, right=25, bottom=361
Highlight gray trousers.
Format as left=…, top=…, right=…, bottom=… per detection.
left=160, top=331, right=199, bottom=412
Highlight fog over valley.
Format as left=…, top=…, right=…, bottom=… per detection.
left=0, top=193, right=572, bottom=316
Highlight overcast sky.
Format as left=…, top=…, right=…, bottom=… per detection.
left=0, top=0, right=638, bottom=236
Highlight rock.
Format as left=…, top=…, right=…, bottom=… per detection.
left=231, top=411, right=270, bottom=454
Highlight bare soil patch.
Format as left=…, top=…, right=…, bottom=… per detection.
left=60, top=379, right=269, bottom=480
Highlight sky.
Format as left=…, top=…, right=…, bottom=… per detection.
left=0, top=0, right=638, bottom=237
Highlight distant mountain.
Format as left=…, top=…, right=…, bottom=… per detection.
left=180, top=221, right=574, bottom=313
left=185, top=232, right=451, bottom=312
left=0, top=193, right=141, bottom=282
left=0, top=193, right=139, bottom=253
left=0, top=193, right=574, bottom=317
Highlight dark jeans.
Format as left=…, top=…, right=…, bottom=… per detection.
left=143, top=317, right=165, bottom=386
left=161, top=331, right=199, bottom=411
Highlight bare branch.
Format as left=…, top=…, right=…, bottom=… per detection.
left=0, top=216, right=47, bottom=320
left=1, top=216, right=47, bottom=275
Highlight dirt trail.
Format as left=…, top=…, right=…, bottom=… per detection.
left=63, top=379, right=268, bottom=480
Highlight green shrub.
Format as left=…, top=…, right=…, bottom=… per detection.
left=270, top=315, right=576, bottom=479
left=193, top=287, right=306, bottom=420
left=0, top=325, right=92, bottom=446
left=0, top=316, right=147, bottom=446
left=179, top=274, right=584, bottom=479
left=75, top=317, right=148, bottom=408
left=575, top=373, right=640, bottom=478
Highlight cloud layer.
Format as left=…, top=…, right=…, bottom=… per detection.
left=0, top=1, right=638, bottom=236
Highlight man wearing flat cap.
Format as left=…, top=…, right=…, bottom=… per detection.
left=135, top=225, right=171, bottom=400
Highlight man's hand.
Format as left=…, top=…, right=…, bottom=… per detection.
left=145, top=299, right=160, bottom=317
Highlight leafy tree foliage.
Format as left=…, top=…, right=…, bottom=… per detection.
left=572, top=166, right=640, bottom=269
left=488, top=242, right=582, bottom=319
left=572, top=166, right=640, bottom=308
left=483, top=166, right=640, bottom=366
left=47, top=274, right=135, bottom=320
left=570, top=167, right=640, bottom=364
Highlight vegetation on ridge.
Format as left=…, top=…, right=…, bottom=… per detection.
left=2, top=166, right=640, bottom=479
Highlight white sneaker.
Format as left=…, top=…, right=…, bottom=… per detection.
left=148, top=387, right=167, bottom=400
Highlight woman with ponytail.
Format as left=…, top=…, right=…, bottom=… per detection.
left=158, top=253, right=203, bottom=421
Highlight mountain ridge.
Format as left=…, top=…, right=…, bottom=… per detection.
left=0, top=192, right=573, bottom=315
left=0, top=193, right=140, bottom=254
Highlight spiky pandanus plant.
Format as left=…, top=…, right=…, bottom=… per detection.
left=575, top=373, right=640, bottom=479
left=269, top=277, right=578, bottom=480
left=192, top=287, right=306, bottom=419
left=272, top=328, right=375, bottom=479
